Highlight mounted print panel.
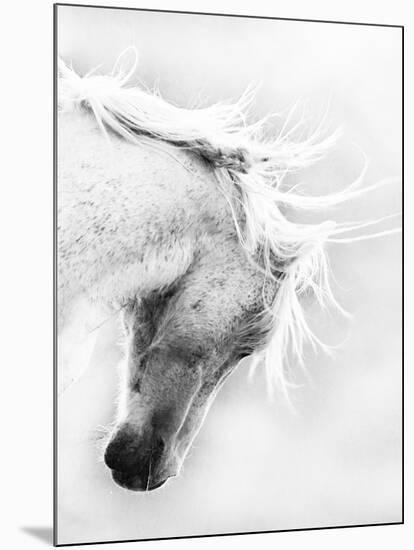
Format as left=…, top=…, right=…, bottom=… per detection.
left=54, top=4, right=403, bottom=546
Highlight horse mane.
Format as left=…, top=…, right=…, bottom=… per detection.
left=58, top=48, right=400, bottom=401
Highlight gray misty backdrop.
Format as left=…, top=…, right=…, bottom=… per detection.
left=57, top=5, right=402, bottom=545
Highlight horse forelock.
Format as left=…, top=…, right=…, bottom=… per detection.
left=58, top=48, right=401, bottom=399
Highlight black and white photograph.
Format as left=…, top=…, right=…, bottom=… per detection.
left=55, top=4, right=402, bottom=546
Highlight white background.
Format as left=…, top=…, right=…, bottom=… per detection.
left=1, top=0, right=411, bottom=549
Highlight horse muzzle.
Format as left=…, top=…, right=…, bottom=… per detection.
left=104, top=422, right=178, bottom=491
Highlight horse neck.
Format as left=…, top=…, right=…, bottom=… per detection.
left=57, top=111, right=236, bottom=328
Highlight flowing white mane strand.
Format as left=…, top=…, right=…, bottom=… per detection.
left=58, top=49, right=401, bottom=400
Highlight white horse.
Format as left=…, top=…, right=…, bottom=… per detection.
left=57, top=51, right=400, bottom=492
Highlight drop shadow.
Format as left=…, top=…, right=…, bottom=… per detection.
left=21, top=526, right=54, bottom=545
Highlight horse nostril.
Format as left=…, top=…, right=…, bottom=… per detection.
left=104, top=428, right=138, bottom=472
left=104, top=435, right=127, bottom=471
left=104, top=428, right=167, bottom=475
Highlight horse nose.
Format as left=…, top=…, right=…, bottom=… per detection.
left=104, top=424, right=165, bottom=475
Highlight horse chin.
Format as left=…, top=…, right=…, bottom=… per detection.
left=111, top=469, right=171, bottom=492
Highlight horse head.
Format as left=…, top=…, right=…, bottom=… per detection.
left=104, top=240, right=277, bottom=491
